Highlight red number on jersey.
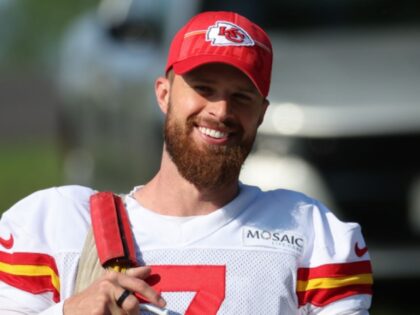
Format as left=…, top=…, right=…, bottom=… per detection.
left=144, top=265, right=226, bottom=315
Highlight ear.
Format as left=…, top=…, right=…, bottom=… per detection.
left=257, top=98, right=270, bottom=126
left=155, top=76, right=170, bottom=114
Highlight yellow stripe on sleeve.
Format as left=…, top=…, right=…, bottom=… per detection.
left=297, top=273, right=373, bottom=292
left=0, top=261, right=60, bottom=292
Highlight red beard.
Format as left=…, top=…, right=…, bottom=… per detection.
left=164, top=103, right=255, bottom=189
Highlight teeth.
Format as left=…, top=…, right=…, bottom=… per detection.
left=199, top=127, right=227, bottom=139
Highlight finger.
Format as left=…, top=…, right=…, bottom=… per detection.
left=114, top=288, right=140, bottom=314
left=116, top=289, right=132, bottom=308
left=125, top=265, right=152, bottom=279
left=127, top=277, right=166, bottom=308
left=116, top=269, right=166, bottom=308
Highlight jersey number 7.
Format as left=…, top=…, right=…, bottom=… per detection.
left=146, top=265, right=226, bottom=315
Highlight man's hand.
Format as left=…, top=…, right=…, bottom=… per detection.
left=63, top=266, right=166, bottom=314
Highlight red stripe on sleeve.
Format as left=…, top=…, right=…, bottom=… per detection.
left=297, top=260, right=372, bottom=280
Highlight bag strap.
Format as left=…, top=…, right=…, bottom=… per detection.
left=90, top=192, right=137, bottom=270
left=73, top=228, right=103, bottom=293
left=74, top=192, right=137, bottom=293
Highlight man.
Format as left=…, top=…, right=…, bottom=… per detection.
left=0, top=11, right=372, bottom=314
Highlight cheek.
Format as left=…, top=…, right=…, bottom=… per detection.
left=240, top=108, right=265, bottom=131
left=171, top=90, right=204, bottom=117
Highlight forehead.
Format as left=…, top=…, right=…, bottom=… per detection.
left=181, top=63, right=260, bottom=94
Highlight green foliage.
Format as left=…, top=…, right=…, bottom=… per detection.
left=5, top=0, right=97, bottom=68
left=0, top=142, right=63, bottom=213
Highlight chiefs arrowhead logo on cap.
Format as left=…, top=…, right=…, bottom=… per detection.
left=206, top=21, right=255, bottom=46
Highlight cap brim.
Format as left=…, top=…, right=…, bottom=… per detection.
left=171, top=55, right=265, bottom=97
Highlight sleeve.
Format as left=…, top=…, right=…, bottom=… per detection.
left=0, top=186, right=93, bottom=315
left=297, top=200, right=373, bottom=315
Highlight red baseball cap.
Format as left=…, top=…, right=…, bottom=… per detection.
left=165, top=11, right=273, bottom=98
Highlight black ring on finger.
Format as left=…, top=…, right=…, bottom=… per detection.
left=116, top=289, right=132, bottom=307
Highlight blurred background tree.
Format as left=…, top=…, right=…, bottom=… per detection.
left=0, top=0, right=97, bottom=210
left=2, top=0, right=97, bottom=71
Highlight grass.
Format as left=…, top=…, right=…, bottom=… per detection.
left=0, top=141, right=63, bottom=213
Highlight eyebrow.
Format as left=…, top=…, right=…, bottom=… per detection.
left=184, top=74, right=214, bottom=85
left=236, top=86, right=259, bottom=95
left=186, top=75, right=259, bottom=95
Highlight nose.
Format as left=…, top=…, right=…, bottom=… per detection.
left=207, top=97, right=233, bottom=121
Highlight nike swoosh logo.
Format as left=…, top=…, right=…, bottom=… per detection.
left=0, top=233, right=14, bottom=249
left=354, top=242, right=368, bottom=257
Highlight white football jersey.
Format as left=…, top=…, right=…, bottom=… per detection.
left=0, top=184, right=372, bottom=314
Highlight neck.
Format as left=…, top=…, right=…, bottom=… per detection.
left=134, top=151, right=240, bottom=216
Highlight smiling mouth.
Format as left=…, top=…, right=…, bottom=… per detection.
left=198, top=126, right=229, bottom=139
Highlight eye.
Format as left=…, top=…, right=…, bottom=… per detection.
left=194, top=85, right=213, bottom=96
left=233, top=92, right=254, bottom=103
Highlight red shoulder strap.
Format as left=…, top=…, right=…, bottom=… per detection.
left=89, top=192, right=138, bottom=268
